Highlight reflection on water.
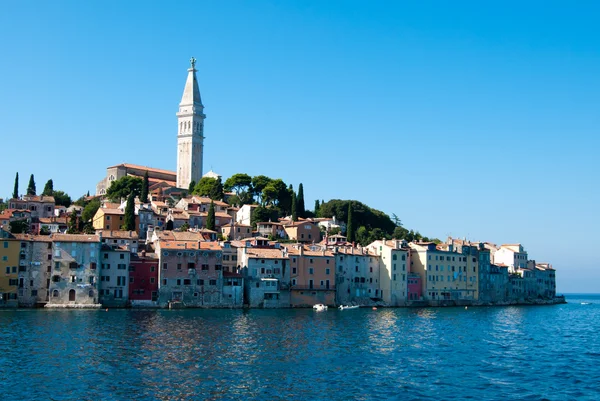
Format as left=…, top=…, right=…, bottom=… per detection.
left=1, top=298, right=600, bottom=400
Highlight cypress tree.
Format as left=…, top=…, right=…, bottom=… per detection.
left=188, top=180, right=196, bottom=193
left=346, top=202, right=354, bottom=243
left=297, top=183, right=305, bottom=218
left=86, top=190, right=90, bottom=197
left=26, top=174, right=36, bottom=196
left=12, top=172, right=18, bottom=199
left=291, top=191, right=297, bottom=222
left=141, top=171, right=149, bottom=203
left=206, top=201, right=216, bottom=231
left=314, top=199, right=320, bottom=217
left=42, top=179, right=54, bottom=196
left=124, top=193, right=136, bottom=231
left=67, top=212, right=78, bottom=234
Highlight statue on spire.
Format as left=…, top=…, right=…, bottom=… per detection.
left=190, top=57, right=196, bottom=69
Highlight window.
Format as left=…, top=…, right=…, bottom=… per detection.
left=292, top=267, right=297, bottom=274
left=183, top=279, right=191, bottom=285
left=393, top=274, right=396, bottom=281
left=201, top=264, right=209, bottom=270
left=197, top=279, right=204, bottom=285
left=130, top=277, right=134, bottom=283
left=120, top=253, right=125, bottom=260
left=326, top=268, right=330, bottom=275
left=309, top=268, right=314, bottom=275
left=104, top=253, right=108, bottom=259
left=209, top=279, right=217, bottom=286
left=118, top=264, right=126, bottom=270
left=163, top=263, right=168, bottom=270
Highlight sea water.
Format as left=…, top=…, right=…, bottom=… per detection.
left=1, top=294, right=598, bottom=400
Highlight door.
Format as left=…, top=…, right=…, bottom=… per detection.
left=68, top=289, right=76, bottom=301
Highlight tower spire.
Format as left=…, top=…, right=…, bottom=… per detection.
left=176, top=58, right=206, bottom=189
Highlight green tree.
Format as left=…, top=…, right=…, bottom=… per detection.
left=106, top=176, right=143, bottom=202
left=81, top=198, right=101, bottom=222
left=314, top=199, right=320, bottom=217
left=9, top=220, right=29, bottom=234
left=180, top=222, right=190, bottom=231
left=188, top=180, right=196, bottom=193
left=140, top=171, right=149, bottom=203
left=26, top=174, right=36, bottom=196
left=297, top=183, right=305, bottom=218
left=250, top=206, right=280, bottom=229
left=391, top=213, right=402, bottom=227
left=209, top=177, right=224, bottom=200
left=53, top=190, right=72, bottom=207
left=83, top=223, right=95, bottom=234
left=251, top=175, right=272, bottom=205
left=206, top=201, right=216, bottom=231
left=346, top=202, right=354, bottom=243
left=39, top=226, right=51, bottom=236
left=224, top=173, right=253, bottom=202
left=392, top=226, right=409, bottom=240
left=12, top=172, right=19, bottom=199
left=67, top=212, right=79, bottom=234
left=42, top=179, right=54, bottom=196
left=319, top=199, right=395, bottom=235
left=123, top=193, right=136, bottom=231
left=193, top=177, right=222, bottom=199
left=291, top=191, right=297, bottom=221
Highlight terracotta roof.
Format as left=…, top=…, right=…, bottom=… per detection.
left=97, top=230, right=139, bottom=240
left=215, top=212, right=232, bottom=219
left=257, top=221, right=283, bottom=226
left=287, top=245, right=334, bottom=257
left=157, top=231, right=205, bottom=241
left=245, top=248, right=287, bottom=259
left=39, top=217, right=68, bottom=224
left=108, top=163, right=176, bottom=177
left=52, top=234, right=100, bottom=243
left=20, top=195, right=55, bottom=203
left=160, top=241, right=222, bottom=251
left=100, top=208, right=125, bottom=215
left=13, top=233, right=53, bottom=242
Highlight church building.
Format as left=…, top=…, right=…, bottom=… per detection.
left=96, top=58, right=207, bottom=196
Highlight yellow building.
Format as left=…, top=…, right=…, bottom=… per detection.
left=0, top=238, right=20, bottom=305
left=92, top=208, right=139, bottom=232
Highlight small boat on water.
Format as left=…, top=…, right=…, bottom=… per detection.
left=338, top=305, right=359, bottom=310
left=313, top=304, right=328, bottom=311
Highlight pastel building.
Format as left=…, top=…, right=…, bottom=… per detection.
left=369, top=239, right=410, bottom=306
left=493, top=244, right=528, bottom=273
left=0, top=237, right=20, bottom=306
left=157, top=241, right=224, bottom=307
left=288, top=244, right=335, bottom=307
left=334, top=246, right=372, bottom=305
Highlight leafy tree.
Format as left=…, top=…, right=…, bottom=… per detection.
left=291, top=191, right=297, bottom=221
left=319, top=199, right=395, bottom=235
left=251, top=175, right=272, bottom=205
left=226, top=194, right=241, bottom=207
left=39, top=226, right=51, bottom=236
left=262, top=179, right=291, bottom=214
left=188, top=180, right=196, bottom=193
left=297, top=183, right=305, bottom=218
left=140, top=171, right=149, bottom=203
left=81, top=198, right=101, bottom=222
left=250, top=206, right=279, bottom=229
left=355, top=225, right=367, bottom=245
left=346, top=202, right=354, bottom=243
left=224, top=173, right=253, bottom=202
left=53, top=191, right=72, bottom=207
left=83, top=223, right=95, bottom=234
left=106, top=176, right=142, bottom=202
left=123, top=193, right=136, bottom=231
left=314, top=199, right=320, bottom=217
left=9, top=220, right=29, bottom=234
left=329, top=227, right=341, bottom=235
left=392, top=226, right=409, bottom=240
left=12, top=172, right=18, bottom=199
left=26, top=174, right=36, bottom=196
left=42, top=179, right=54, bottom=196
left=180, top=222, right=190, bottom=231
left=0, top=201, right=6, bottom=213
left=67, top=212, right=79, bottom=234
left=193, top=177, right=222, bottom=199
left=206, top=201, right=216, bottom=231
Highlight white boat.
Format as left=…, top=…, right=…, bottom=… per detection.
left=339, top=305, right=359, bottom=310
left=313, top=304, right=328, bottom=311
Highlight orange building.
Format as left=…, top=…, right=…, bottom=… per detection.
left=288, top=244, right=335, bottom=307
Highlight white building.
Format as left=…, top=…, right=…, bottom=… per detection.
left=494, top=244, right=528, bottom=273
left=176, top=57, right=206, bottom=189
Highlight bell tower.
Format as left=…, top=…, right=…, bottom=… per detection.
left=176, top=57, right=206, bottom=189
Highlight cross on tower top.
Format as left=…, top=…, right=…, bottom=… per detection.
left=190, top=57, right=196, bottom=69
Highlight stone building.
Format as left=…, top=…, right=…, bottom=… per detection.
left=46, top=234, right=101, bottom=307
left=239, top=245, right=290, bottom=308
left=288, top=244, right=336, bottom=307
left=14, top=234, right=53, bottom=307
left=98, top=244, right=130, bottom=307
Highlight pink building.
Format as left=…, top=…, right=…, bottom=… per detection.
left=407, top=273, right=422, bottom=301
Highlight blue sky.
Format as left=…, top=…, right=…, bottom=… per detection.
left=1, top=1, right=598, bottom=292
